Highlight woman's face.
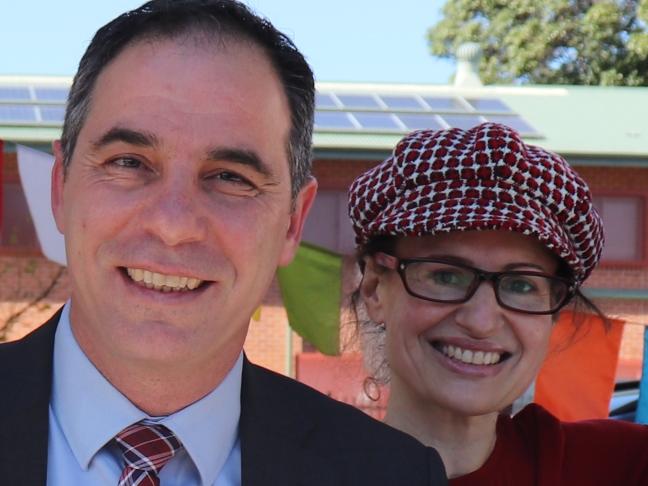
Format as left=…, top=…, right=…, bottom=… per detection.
left=362, top=230, right=558, bottom=416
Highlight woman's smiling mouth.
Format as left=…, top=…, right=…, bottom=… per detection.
left=430, top=341, right=512, bottom=366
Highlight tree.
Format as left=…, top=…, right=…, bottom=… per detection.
left=429, top=0, right=648, bottom=85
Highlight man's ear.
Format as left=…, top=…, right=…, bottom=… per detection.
left=51, top=140, right=66, bottom=234
left=359, top=257, right=386, bottom=324
left=278, top=177, right=318, bottom=266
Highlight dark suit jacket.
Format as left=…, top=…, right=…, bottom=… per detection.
left=0, top=311, right=446, bottom=485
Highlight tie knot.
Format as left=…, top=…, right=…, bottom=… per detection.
left=115, top=422, right=183, bottom=475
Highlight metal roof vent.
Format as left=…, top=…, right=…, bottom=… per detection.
left=454, top=42, right=483, bottom=87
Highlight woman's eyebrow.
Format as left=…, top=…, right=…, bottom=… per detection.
left=502, top=262, right=549, bottom=272
left=408, top=254, right=549, bottom=272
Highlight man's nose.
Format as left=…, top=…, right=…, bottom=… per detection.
left=141, top=180, right=208, bottom=247
left=453, top=281, right=504, bottom=338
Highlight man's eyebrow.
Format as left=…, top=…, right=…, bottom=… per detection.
left=207, top=147, right=273, bottom=178
left=91, top=126, right=160, bottom=150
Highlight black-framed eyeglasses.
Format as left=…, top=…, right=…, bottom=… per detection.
left=374, top=253, right=576, bottom=315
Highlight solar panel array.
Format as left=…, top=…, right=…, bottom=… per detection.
left=0, top=85, right=69, bottom=124
left=0, top=83, right=541, bottom=136
left=315, top=92, right=540, bottom=136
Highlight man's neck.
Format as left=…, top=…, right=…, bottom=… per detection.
left=95, top=352, right=242, bottom=416
left=71, top=324, right=244, bottom=416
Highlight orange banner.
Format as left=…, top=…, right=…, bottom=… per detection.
left=535, top=311, right=624, bottom=421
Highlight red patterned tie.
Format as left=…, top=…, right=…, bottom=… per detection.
left=115, top=421, right=183, bottom=486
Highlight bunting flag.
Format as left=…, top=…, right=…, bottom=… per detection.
left=534, top=311, right=624, bottom=421
left=277, top=242, right=342, bottom=356
left=16, top=144, right=66, bottom=265
left=637, top=327, right=648, bottom=424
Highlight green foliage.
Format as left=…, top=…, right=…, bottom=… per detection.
left=429, top=0, right=648, bottom=85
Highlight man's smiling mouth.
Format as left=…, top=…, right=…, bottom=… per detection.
left=124, top=267, right=204, bottom=292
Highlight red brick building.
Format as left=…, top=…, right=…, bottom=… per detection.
left=1, top=76, right=647, bottom=414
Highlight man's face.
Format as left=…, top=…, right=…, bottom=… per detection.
left=52, top=37, right=316, bottom=370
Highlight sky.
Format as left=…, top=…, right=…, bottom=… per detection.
left=1, top=0, right=455, bottom=85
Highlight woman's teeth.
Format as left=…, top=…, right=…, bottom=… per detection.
left=126, top=268, right=203, bottom=292
left=440, top=344, right=502, bottom=366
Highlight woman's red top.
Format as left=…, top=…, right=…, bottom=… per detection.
left=449, top=404, right=648, bottom=485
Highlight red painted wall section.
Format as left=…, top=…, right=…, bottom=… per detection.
left=296, top=352, right=388, bottom=420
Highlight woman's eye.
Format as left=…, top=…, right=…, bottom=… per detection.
left=503, top=278, right=537, bottom=294
left=430, top=270, right=463, bottom=286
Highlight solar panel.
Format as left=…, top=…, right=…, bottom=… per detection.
left=398, top=114, right=445, bottom=131
left=441, top=114, right=484, bottom=130
left=0, top=86, right=31, bottom=101
left=379, top=95, right=424, bottom=110
left=351, top=112, right=401, bottom=130
left=485, top=115, right=539, bottom=134
left=34, top=87, right=69, bottom=102
left=315, top=93, right=338, bottom=109
left=0, top=104, right=37, bottom=122
left=314, top=111, right=356, bottom=129
left=466, top=98, right=510, bottom=112
left=423, top=97, right=465, bottom=111
left=336, top=94, right=380, bottom=109
left=39, top=105, right=66, bottom=123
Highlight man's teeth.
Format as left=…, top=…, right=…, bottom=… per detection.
left=126, top=268, right=202, bottom=292
left=441, top=344, right=501, bottom=366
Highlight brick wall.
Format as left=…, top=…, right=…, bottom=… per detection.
left=243, top=278, right=303, bottom=376
left=2, top=159, right=647, bottom=385
left=0, top=256, right=68, bottom=342
left=0, top=255, right=302, bottom=376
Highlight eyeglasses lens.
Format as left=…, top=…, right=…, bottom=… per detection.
left=403, top=261, right=568, bottom=313
left=497, top=274, right=567, bottom=313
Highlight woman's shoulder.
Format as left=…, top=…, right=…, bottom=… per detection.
left=514, top=403, right=648, bottom=485
left=450, top=406, right=647, bottom=485
left=515, top=402, right=648, bottom=442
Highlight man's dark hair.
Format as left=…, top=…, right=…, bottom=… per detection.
left=61, top=0, right=315, bottom=198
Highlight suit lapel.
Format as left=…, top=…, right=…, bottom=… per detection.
left=0, top=311, right=60, bottom=486
left=239, top=358, right=341, bottom=486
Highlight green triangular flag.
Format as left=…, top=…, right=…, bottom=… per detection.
left=277, top=242, right=341, bottom=355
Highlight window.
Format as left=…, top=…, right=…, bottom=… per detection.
left=593, top=196, right=644, bottom=263
left=301, top=190, right=356, bottom=255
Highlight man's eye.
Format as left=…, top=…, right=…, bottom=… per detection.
left=109, top=157, right=142, bottom=169
left=216, top=171, right=246, bottom=183
left=209, top=171, right=256, bottom=189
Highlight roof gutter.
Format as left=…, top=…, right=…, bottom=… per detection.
left=583, top=288, right=648, bottom=300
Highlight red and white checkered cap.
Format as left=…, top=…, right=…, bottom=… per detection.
left=348, top=123, right=604, bottom=283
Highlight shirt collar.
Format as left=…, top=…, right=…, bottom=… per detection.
left=51, top=300, right=242, bottom=486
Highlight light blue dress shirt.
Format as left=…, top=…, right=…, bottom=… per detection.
left=47, top=302, right=242, bottom=486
